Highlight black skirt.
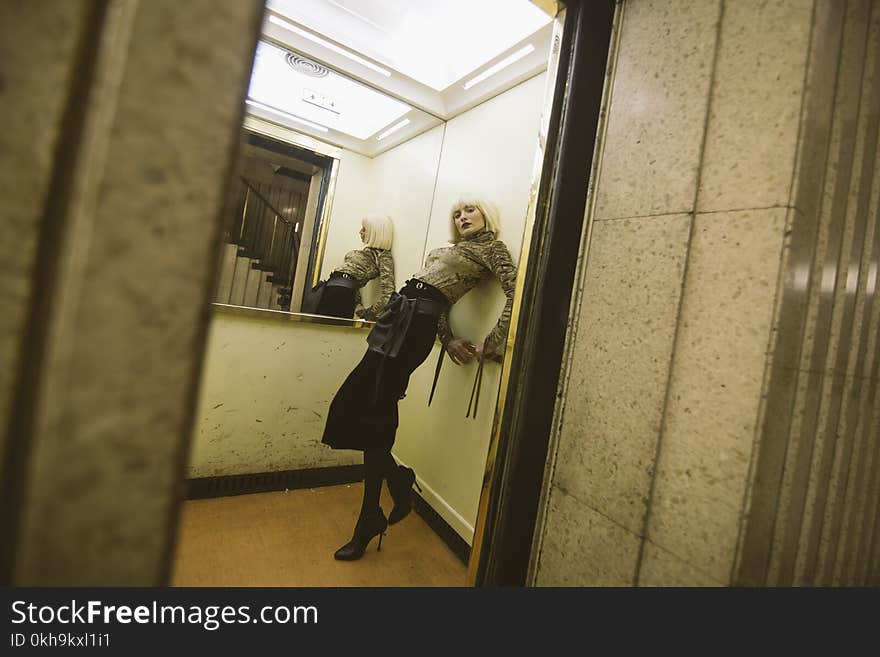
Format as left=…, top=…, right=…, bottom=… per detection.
left=321, top=280, right=447, bottom=451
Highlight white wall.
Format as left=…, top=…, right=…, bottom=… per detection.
left=318, top=149, right=372, bottom=284
left=318, top=126, right=444, bottom=308
left=394, top=73, right=548, bottom=543
left=187, top=312, right=366, bottom=477
left=365, top=124, right=445, bottom=299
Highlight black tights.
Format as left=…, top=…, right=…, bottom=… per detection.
left=360, top=449, right=398, bottom=515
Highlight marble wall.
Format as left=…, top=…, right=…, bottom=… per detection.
left=758, top=0, right=880, bottom=587
left=534, top=0, right=880, bottom=586
left=1, top=0, right=265, bottom=585
left=0, top=0, right=94, bottom=521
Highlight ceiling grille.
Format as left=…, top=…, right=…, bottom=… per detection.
left=286, top=53, right=330, bottom=78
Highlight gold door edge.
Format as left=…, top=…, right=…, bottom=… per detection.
left=310, top=158, right=340, bottom=288
left=467, top=6, right=568, bottom=586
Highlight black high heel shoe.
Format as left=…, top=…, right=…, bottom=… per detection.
left=334, top=508, right=388, bottom=561
left=388, top=466, right=422, bottom=525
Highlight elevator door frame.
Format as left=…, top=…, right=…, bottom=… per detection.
left=469, top=0, right=617, bottom=586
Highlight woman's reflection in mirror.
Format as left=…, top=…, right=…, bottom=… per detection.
left=313, top=215, right=395, bottom=319
left=320, top=196, right=517, bottom=561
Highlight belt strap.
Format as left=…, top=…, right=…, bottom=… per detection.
left=466, top=358, right=485, bottom=419
left=428, top=347, right=444, bottom=406
left=367, top=292, right=448, bottom=405
left=367, top=293, right=414, bottom=404
left=428, top=347, right=486, bottom=420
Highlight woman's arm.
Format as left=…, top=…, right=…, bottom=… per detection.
left=481, top=240, right=517, bottom=356
left=437, top=308, right=453, bottom=348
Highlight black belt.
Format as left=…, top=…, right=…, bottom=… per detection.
left=366, top=291, right=447, bottom=403
left=367, top=292, right=445, bottom=358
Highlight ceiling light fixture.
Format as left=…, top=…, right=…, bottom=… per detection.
left=376, top=118, right=411, bottom=141
left=245, top=99, right=330, bottom=133
left=327, top=0, right=388, bottom=33
left=268, top=14, right=392, bottom=78
left=462, top=43, right=535, bottom=90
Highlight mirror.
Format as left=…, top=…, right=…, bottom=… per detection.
left=177, top=0, right=562, bottom=586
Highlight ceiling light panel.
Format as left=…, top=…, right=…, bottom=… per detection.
left=463, top=44, right=536, bottom=90
left=266, top=0, right=553, bottom=91
left=267, top=15, right=392, bottom=77
left=247, top=40, right=411, bottom=139
left=376, top=118, right=410, bottom=141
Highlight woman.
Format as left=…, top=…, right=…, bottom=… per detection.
left=321, top=197, right=517, bottom=560
left=313, top=215, right=395, bottom=320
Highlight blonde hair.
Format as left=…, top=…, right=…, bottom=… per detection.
left=361, top=215, right=394, bottom=250
left=448, top=196, right=500, bottom=243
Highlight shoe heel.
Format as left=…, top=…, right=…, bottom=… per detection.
left=377, top=532, right=385, bottom=552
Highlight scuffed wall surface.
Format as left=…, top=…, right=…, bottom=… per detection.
left=187, top=313, right=364, bottom=477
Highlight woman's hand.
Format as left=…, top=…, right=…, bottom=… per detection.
left=474, top=341, right=501, bottom=362
left=446, top=338, right=476, bottom=365
left=354, top=304, right=367, bottom=319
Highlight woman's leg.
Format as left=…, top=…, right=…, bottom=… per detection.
left=332, top=308, right=438, bottom=558
left=334, top=449, right=391, bottom=561
left=377, top=314, right=437, bottom=524
left=360, top=450, right=383, bottom=514
left=361, top=449, right=397, bottom=514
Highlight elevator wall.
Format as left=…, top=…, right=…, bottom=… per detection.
left=533, top=0, right=880, bottom=586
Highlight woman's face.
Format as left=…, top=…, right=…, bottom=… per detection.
left=452, top=205, right=486, bottom=239
left=359, top=225, right=367, bottom=243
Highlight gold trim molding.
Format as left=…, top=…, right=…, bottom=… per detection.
left=467, top=5, right=568, bottom=586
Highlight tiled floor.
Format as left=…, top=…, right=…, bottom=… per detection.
left=170, top=484, right=468, bottom=586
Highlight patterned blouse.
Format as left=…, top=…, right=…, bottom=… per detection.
left=334, top=247, right=395, bottom=320
left=413, top=230, right=517, bottom=354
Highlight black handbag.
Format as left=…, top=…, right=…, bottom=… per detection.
left=301, top=280, right=326, bottom=314
left=302, top=273, right=360, bottom=314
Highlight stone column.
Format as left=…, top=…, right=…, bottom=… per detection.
left=0, top=0, right=265, bottom=585
left=532, top=0, right=879, bottom=586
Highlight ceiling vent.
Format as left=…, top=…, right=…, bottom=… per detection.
left=285, top=53, right=330, bottom=78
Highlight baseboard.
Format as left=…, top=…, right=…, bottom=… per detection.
left=184, top=464, right=364, bottom=499
left=412, top=494, right=471, bottom=567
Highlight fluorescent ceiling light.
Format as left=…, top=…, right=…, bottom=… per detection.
left=463, top=44, right=535, bottom=90
left=245, top=99, right=329, bottom=132
left=247, top=41, right=410, bottom=140
left=266, top=0, right=552, bottom=90
left=327, top=0, right=388, bottom=33
left=268, top=14, right=391, bottom=77
left=376, top=118, right=411, bottom=141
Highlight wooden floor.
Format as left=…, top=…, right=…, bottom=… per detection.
left=170, top=484, right=468, bottom=587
